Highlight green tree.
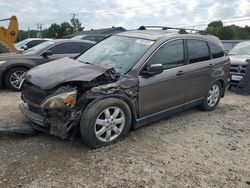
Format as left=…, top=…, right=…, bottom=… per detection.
left=43, top=22, right=73, bottom=38
left=206, top=20, right=250, bottom=40
left=219, top=26, right=235, bottom=40
left=206, top=21, right=223, bottom=38
left=70, top=18, right=84, bottom=33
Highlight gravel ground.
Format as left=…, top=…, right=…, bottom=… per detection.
left=0, top=90, right=250, bottom=188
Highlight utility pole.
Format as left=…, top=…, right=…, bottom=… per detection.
left=36, top=23, right=43, bottom=38
left=70, top=13, right=78, bottom=33
left=27, top=26, right=31, bottom=38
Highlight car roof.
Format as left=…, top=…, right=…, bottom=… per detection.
left=26, top=38, right=53, bottom=41
left=116, top=29, right=222, bottom=47
left=51, top=39, right=96, bottom=44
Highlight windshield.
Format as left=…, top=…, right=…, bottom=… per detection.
left=77, top=35, right=154, bottom=74
left=230, top=41, right=250, bottom=55
left=23, top=41, right=55, bottom=55
left=15, top=39, right=30, bottom=48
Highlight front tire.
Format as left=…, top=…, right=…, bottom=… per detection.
left=200, top=82, right=222, bottom=111
left=5, top=67, right=28, bottom=91
left=80, top=98, right=132, bottom=148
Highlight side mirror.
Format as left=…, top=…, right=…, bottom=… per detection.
left=42, top=50, right=53, bottom=57
left=225, top=50, right=229, bottom=56
left=142, top=64, right=163, bottom=76
left=22, top=45, right=28, bottom=50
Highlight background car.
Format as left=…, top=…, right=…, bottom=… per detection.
left=71, top=34, right=109, bottom=42
left=0, top=41, right=12, bottom=54
left=14, top=38, right=52, bottom=51
left=228, top=41, right=250, bottom=92
left=0, top=39, right=96, bottom=90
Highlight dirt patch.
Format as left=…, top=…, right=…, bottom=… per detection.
left=0, top=91, right=250, bottom=187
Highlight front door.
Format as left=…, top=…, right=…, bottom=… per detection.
left=138, top=39, right=188, bottom=118
left=37, top=42, right=79, bottom=64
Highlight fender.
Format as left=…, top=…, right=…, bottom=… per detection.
left=82, top=93, right=138, bottom=129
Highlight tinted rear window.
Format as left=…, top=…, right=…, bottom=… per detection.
left=187, top=39, right=210, bottom=63
left=209, top=43, right=224, bottom=58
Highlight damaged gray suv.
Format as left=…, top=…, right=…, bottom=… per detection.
left=19, top=26, right=230, bottom=148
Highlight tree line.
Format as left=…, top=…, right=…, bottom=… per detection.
left=206, top=21, right=250, bottom=40
left=16, top=20, right=250, bottom=42
left=16, top=17, right=84, bottom=42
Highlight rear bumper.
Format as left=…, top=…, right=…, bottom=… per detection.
left=0, top=67, right=6, bottom=87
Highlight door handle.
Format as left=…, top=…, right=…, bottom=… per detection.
left=176, top=70, right=185, bottom=76
left=208, top=63, right=214, bottom=67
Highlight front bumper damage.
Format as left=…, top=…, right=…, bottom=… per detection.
left=19, top=102, right=82, bottom=139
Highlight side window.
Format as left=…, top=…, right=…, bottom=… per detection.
left=83, top=36, right=95, bottom=42
left=208, top=43, right=224, bottom=58
left=26, top=40, right=46, bottom=48
left=49, top=42, right=77, bottom=54
left=187, top=40, right=210, bottom=63
left=95, top=36, right=106, bottom=42
left=79, top=43, right=93, bottom=53
left=147, top=40, right=185, bottom=70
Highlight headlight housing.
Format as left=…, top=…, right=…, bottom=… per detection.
left=41, top=91, right=77, bottom=109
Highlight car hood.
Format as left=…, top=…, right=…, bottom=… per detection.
left=0, top=52, right=35, bottom=60
left=25, top=57, right=116, bottom=90
left=229, top=55, right=250, bottom=65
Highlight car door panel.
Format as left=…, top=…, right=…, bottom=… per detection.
left=183, top=61, right=211, bottom=102
left=184, top=39, right=211, bottom=102
left=138, top=39, right=188, bottom=118
left=139, top=67, right=187, bottom=117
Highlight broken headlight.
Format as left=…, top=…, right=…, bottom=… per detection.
left=41, top=91, right=77, bottom=109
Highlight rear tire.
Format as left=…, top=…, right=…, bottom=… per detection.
left=5, top=67, right=28, bottom=91
left=200, top=82, right=222, bottom=111
left=80, top=98, right=132, bottom=148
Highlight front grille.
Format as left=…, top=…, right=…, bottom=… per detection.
left=229, top=64, right=248, bottom=87
left=230, top=64, right=248, bottom=74
left=22, top=81, right=51, bottom=105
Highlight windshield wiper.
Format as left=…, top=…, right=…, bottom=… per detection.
left=78, top=60, right=92, bottom=65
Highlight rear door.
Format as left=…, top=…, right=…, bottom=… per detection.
left=138, top=39, right=188, bottom=117
left=184, top=39, right=212, bottom=102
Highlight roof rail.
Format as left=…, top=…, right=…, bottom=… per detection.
left=138, top=26, right=207, bottom=35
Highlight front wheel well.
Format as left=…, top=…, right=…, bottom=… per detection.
left=217, top=79, right=226, bottom=97
left=1, top=66, right=30, bottom=86
left=84, top=96, right=137, bottom=129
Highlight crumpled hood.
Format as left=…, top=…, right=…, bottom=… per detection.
left=229, top=55, right=250, bottom=65
left=25, top=57, right=115, bottom=90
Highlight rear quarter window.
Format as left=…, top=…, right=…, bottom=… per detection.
left=208, top=43, right=224, bottom=58
left=187, top=39, right=210, bottom=63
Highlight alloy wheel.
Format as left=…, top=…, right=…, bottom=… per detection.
left=207, top=84, right=220, bottom=107
left=94, top=106, right=125, bottom=142
left=9, top=71, right=26, bottom=89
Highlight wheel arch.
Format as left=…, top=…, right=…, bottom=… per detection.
left=1, top=64, right=31, bottom=86
left=216, top=78, right=226, bottom=98
left=83, top=94, right=137, bottom=129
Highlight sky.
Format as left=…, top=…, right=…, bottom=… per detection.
left=1, top=0, right=250, bottom=30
